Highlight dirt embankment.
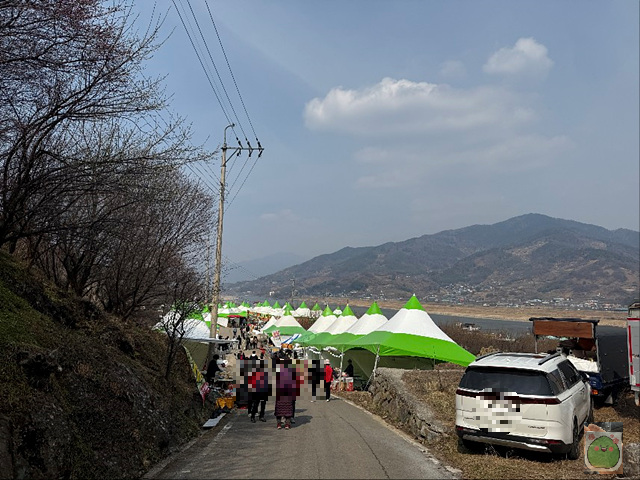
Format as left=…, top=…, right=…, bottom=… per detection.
left=0, top=251, right=214, bottom=479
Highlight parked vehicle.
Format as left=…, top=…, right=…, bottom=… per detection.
left=530, top=317, right=628, bottom=405
left=456, top=351, right=592, bottom=459
left=628, top=302, right=640, bottom=406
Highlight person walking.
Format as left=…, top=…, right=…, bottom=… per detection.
left=309, top=359, right=322, bottom=402
left=248, top=360, right=269, bottom=422
left=274, top=357, right=296, bottom=429
left=290, top=358, right=305, bottom=424
left=324, top=359, right=333, bottom=402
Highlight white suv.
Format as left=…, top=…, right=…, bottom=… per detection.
left=455, top=351, right=592, bottom=459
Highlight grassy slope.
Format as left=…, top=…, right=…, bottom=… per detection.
left=0, top=252, right=212, bottom=479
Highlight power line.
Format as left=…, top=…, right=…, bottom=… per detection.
left=205, top=0, right=259, bottom=143
left=171, top=0, right=234, bottom=127
left=185, top=0, right=248, bottom=142
left=171, top=1, right=265, bottom=215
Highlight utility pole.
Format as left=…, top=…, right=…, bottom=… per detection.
left=208, top=123, right=263, bottom=363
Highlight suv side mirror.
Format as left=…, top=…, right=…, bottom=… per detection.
left=580, top=371, right=590, bottom=382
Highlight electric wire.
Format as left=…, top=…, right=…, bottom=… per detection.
left=154, top=109, right=222, bottom=198
left=205, top=0, right=259, bottom=142
left=227, top=150, right=260, bottom=210
left=186, top=0, right=248, bottom=143
left=171, top=0, right=265, bottom=214
left=171, top=0, right=234, bottom=128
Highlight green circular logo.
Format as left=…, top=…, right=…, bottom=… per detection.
left=586, top=434, right=621, bottom=469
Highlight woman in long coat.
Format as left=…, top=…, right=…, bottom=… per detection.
left=274, top=357, right=297, bottom=429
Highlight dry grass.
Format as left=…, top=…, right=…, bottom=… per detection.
left=343, top=369, right=636, bottom=479
left=339, top=325, right=637, bottom=480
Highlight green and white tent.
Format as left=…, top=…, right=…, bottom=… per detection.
left=325, top=301, right=388, bottom=351
left=293, top=301, right=311, bottom=318
left=309, top=305, right=358, bottom=348
left=296, top=305, right=337, bottom=345
left=263, top=306, right=307, bottom=337
left=258, top=315, right=278, bottom=334
left=347, top=295, right=475, bottom=366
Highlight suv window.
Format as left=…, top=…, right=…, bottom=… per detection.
left=459, top=367, right=554, bottom=396
left=557, top=360, right=581, bottom=388
left=546, top=369, right=566, bottom=395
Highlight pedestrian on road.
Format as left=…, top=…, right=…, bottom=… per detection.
left=290, top=358, right=304, bottom=424
left=309, top=359, right=322, bottom=402
left=324, top=359, right=333, bottom=402
left=274, top=357, right=296, bottom=429
left=249, top=350, right=258, bottom=360
left=248, top=360, right=269, bottom=422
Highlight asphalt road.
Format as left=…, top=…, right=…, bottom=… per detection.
left=145, top=396, right=459, bottom=479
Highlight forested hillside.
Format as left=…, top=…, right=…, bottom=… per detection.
left=228, top=214, right=639, bottom=306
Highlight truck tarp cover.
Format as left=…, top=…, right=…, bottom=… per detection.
left=596, top=328, right=629, bottom=384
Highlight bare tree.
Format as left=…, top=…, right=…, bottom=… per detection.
left=0, top=0, right=168, bottom=249
left=95, top=168, right=214, bottom=321
left=155, top=261, right=206, bottom=380
left=25, top=118, right=212, bottom=298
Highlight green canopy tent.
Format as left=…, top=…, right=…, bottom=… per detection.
left=345, top=295, right=475, bottom=379
left=307, top=305, right=358, bottom=349
left=296, top=305, right=337, bottom=347
left=324, top=301, right=388, bottom=352
left=293, top=301, right=311, bottom=318
left=263, top=306, right=307, bottom=337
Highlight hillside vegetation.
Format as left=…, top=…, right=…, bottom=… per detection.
left=0, top=251, right=212, bottom=479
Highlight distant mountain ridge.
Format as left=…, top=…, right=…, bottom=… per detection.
left=224, top=252, right=306, bottom=283
left=226, top=214, right=640, bottom=306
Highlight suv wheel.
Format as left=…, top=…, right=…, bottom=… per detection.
left=567, top=420, right=580, bottom=460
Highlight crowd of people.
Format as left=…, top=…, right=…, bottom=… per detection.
left=206, top=346, right=338, bottom=429
left=202, top=316, right=352, bottom=429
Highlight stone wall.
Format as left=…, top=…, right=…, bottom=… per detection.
left=367, top=367, right=450, bottom=443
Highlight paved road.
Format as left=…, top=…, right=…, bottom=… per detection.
left=145, top=396, right=458, bottom=479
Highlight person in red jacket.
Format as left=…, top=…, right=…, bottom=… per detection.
left=324, top=359, right=333, bottom=402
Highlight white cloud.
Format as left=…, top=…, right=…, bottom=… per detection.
left=483, top=37, right=553, bottom=78
left=304, top=78, right=536, bottom=136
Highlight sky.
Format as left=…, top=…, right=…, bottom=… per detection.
left=133, top=0, right=639, bottom=274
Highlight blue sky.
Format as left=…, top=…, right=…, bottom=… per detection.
left=134, top=1, right=639, bottom=272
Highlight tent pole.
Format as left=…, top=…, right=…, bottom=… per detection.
left=366, top=344, right=381, bottom=390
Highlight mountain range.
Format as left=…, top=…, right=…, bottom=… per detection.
left=225, top=214, right=640, bottom=306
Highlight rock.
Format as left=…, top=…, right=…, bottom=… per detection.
left=623, top=443, right=639, bottom=478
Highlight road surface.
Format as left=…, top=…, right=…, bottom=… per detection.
left=145, top=395, right=458, bottom=479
